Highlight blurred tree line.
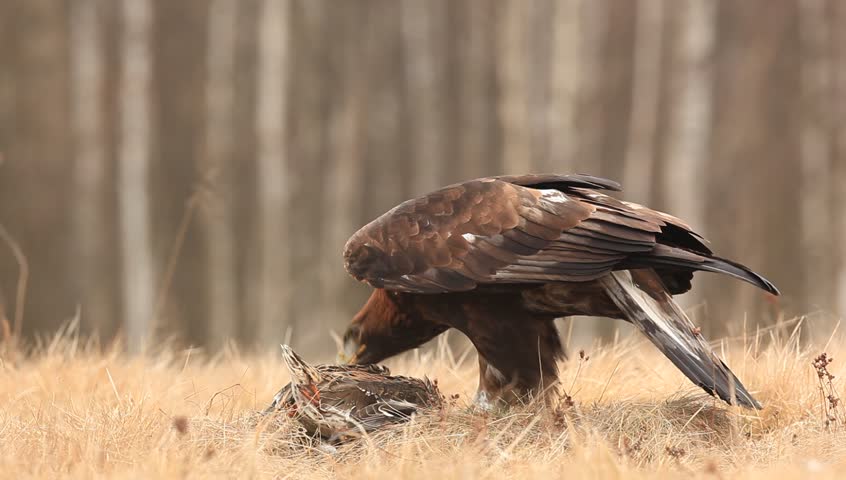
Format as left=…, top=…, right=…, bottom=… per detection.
left=0, top=0, right=844, bottom=355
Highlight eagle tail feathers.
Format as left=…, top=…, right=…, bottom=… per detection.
left=624, top=248, right=780, bottom=296
left=600, top=269, right=761, bottom=409
left=698, top=255, right=780, bottom=296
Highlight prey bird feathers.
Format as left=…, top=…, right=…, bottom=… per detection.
left=340, top=174, right=778, bottom=408
left=266, top=345, right=442, bottom=441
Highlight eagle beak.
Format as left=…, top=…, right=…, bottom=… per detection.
left=340, top=339, right=367, bottom=364
left=350, top=344, right=366, bottom=363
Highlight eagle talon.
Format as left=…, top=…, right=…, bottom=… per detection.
left=473, top=391, right=494, bottom=411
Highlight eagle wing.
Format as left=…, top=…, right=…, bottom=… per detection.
left=343, top=174, right=778, bottom=295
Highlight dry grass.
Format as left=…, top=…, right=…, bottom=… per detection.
left=2, top=320, right=846, bottom=479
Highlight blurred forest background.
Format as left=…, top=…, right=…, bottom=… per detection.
left=0, top=0, right=844, bottom=356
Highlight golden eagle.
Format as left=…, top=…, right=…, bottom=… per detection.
left=340, top=174, right=778, bottom=408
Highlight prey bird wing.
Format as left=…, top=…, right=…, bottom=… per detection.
left=266, top=345, right=443, bottom=440
left=263, top=362, right=391, bottom=414
left=344, top=173, right=778, bottom=297
left=600, top=269, right=760, bottom=408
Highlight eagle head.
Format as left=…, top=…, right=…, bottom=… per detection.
left=341, top=289, right=448, bottom=365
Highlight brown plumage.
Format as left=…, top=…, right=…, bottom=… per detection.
left=341, top=174, right=779, bottom=408
left=265, top=345, right=442, bottom=441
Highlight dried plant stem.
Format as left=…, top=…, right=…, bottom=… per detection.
left=151, top=194, right=200, bottom=329
left=0, top=224, right=29, bottom=338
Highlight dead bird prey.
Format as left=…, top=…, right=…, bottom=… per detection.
left=340, top=174, right=779, bottom=408
left=265, top=345, right=442, bottom=441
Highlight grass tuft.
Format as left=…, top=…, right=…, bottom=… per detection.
left=1, top=321, right=846, bottom=478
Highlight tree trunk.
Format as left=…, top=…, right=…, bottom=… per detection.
left=254, top=0, right=291, bottom=348
left=202, top=0, right=239, bottom=349
left=547, top=0, right=583, bottom=173
left=363, top=0, right=406, bottom=214
left=572, top=0, right=605, bottom=175
left=708, top=0, right=803, bottom=333
left=525, top=0, right=556, bottom=171
left=497, top=1, right=532, bottom=174
left=455, top=2, right=496, bottom=180
left=798, top=0, right=837, bottom=315
left=401, top=0, right=447, bottom=196
left=622, top=0, right=665, bottom=204
left=660, top=0, right=715, bottom=232
left=71, top=0, right=115, bottom=339
left=0, top=1, right=11, bottom=165
left=228, top=0, right=259, bottom=345
left=119, top=0, right=155, bottom=352
left=318, top=3, right=368, bottom=350
left=832, top=0, right=846, bottom=317
left=596, top=1, right=638, bottom=341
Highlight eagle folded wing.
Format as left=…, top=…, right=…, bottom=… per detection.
left=345, top=176, right=597, bottom=292
left=344, top=174, right=778, bottom=296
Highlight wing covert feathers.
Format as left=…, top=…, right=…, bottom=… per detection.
left=344, top=173, right=778, bottom=296
left=344, top=178, right=596, bottom=292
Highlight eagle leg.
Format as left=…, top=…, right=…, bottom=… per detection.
left=470, top=318, right=564, bottom=405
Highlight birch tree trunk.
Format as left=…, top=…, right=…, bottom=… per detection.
left=560, top=0, right=606, bottom=345
left=547, top=0, right=583, bottom=172
left=364, top=0, right=405, bottom=213
left=228, top=0, right=259, bottom=344
left=286, top=2, right=333, bottom=351
left=798, top=0, right=836, bottom=314
left=661, top=0, right=715, bottom=231
left=753, top=3, right=803, bottom=325
left=622, top=0, right=665, bottom=204
left=401, top=0, right=446, bottom=195
left=1, top=1, right=72, bottom=335
left=119, top=0, right=155, bottom=352
left=709, top=1, right=802, bottom=331
left=71, top=0, right=113, bottom=338
left=572, top=1, right=605, bottom=174
left=319, top=3, right=367, bottom=345
left=497, top=1, right=532, bottom=174
left=456, top=3, right=495, bottom=180
left=643, top=0, right=710, bottom=322
left=525, top=0, right=555, bottom=171
left=596, top=1, right=637, bottom=340
left=203, top=0, right=239, bottom=348
left=597, top=1, right=637, bottom=181
left=0, top=2, right=11, bottom=163
left=832, top=1, right=846, bottom=317
left=255, top=0, right=291, bottom=347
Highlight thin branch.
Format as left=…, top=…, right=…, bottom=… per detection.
left=151, top=193, right=201, bottom=329
left=0, top=224, right=29, bottom=338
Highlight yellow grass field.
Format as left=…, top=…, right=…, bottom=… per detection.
left=2, top=320, right=846, bottom=479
